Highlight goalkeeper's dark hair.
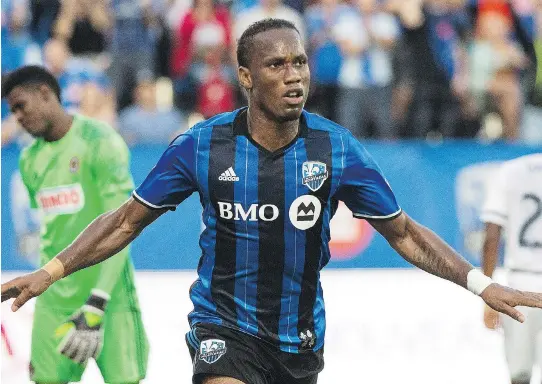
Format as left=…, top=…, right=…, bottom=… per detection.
left=237, top=18, right=300, bottom=68
left=2, top=65, right=62, bottom=102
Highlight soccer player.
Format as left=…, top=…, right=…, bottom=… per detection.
left=2, top=20, right=542, bottom=384
left=481, top=154, right=542, bottom=384
left=1, top=66, right=148, bottom=384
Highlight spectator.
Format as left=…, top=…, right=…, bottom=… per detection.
left=44, top=38, right=110, bottom=113
left=234, top=0, right=304, bottom=13
left=468, top=0, right=537, bottom=141
left=152, top=4, right=173, bottom=79
left=389, top=35, right=415, bottom=134
left=234, top=0, right=306, bottom=43
left=284, top=0, right=305, bottom=14
left=108, top=0, right=159, bottom=111
left=231, top=0, right=258, bottom=14
left=118, top=78, right=185, bottom=145
left=54, top=0, right=110, bottom=64
left=29, top=0, right=61, bottom=47
left=520, top=0, right=542, bottom=143
left=79, top=82, right=118, bottom=129
left=170, top=0, right=234, bottom=112
left=2, top=0, right=42, bottom=135
left=469, top=10, right=527, bottom=140
left=395, top=0, right=473, bottom=138
left=2, top=0, right=42, bottom=75
left=304, top=0, right=348, bottom=120
left=333, top=0, right=399, bottom=139
left=166, top=0, right=193, bottom=31
left=196, top=67, right=236, bottom=118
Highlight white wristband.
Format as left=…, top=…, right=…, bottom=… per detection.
left=467, top=269, right=494, bottom=296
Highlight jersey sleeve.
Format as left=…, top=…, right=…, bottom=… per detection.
left=334, top=134, right=401, bottom=220
left=132, top=133, right=197, bottom=210
left=91, top=129, right=135, bottom=211
left=18, top=151, right=38, bottom=209
left=480, top=163, right=508, bottom=227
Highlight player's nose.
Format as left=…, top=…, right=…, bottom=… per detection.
left=13, top=110, right=24, bottom=125
left=284, top=64, right=302, bottom=84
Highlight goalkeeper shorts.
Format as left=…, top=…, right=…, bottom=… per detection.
left=30, top=305, right=149, bottom=383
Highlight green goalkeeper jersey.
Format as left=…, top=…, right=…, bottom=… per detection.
left=19, top=114, right=139, bottom=312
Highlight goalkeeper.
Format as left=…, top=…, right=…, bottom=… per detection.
left=4, top=66, right=148, bottom=384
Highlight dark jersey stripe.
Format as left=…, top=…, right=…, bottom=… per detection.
left=278, top=145, right=306, bottom=352
left=233, top=136, right=259, bottom=334
left=209, top=125, right=238, bottom=322
left=256, top=153, right=286, bottom=340
left=297, top=130, right=332, bottom=349
left=189, top=125, right=219, bottom=321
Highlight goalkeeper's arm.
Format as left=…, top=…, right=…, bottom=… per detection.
left=1, top=197, right=165, bottom=311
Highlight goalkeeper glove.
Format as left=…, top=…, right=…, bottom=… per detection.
left=55, top=289, right=109, bottom=364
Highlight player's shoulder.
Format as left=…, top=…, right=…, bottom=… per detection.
left=192, top=110, right=238, bottom=133
left=302, top=110, right=352, bottom=137
left=169, top=109, right=240, bottom=145
left=75, top=114, right=118, bottom=141
left=75, top=115, right=130, bottom=158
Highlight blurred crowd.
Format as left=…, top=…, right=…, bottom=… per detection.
left=2, top=0, right=542, bottom=146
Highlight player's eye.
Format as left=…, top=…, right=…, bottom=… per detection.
left=11, top=103, right=23, bottom=113
left=269, top=61, right=283, bottom=68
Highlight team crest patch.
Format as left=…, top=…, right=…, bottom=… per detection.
left=199, top=339, right=227, bottom=364
left=69, top=156, right=79, bottom=173
left=302, top=161, right=328, bottom=192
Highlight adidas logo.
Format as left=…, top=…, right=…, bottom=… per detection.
left=218, top=167, right=239, bottom=182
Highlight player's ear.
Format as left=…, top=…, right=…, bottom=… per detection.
left=238, top=66, right=252, bottom=91
left=38, top=84, right=52, bottom=102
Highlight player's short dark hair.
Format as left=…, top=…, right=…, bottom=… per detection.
left=1, top=65, right=61, bottom=102
left=237, top=18, right=300, bottom=68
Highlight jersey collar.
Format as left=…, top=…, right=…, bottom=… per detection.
left=232, top=107, right=308, bottom=138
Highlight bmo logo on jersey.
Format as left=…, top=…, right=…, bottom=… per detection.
left=37, top=183, right=85, bottom=215
left=218, top=202, right=279, bottom=221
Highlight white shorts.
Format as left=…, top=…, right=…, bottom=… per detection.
left=502, top=271, right=542, bottom=382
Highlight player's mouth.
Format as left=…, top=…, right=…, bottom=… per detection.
left=282, top=88, right=304, bottom=106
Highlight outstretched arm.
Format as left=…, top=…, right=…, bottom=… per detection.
left=57, top=197, right=164, bottom=276
left=369, top=212, right=542, bottom=322
left=369, top=212, right=472, bottom=288
left=1, top=198, right=166, bottom=311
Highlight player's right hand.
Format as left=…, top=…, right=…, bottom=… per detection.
left=1, top=269, right=53, bottom=311
left=483, top=305, right=500, bottom=330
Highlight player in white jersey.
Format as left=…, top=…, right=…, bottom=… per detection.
left=481, top=153, right=542, bottom=384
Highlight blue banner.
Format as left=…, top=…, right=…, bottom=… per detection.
left=2, top=141, right=540, bottom=270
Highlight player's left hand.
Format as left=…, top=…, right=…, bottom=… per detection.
left=55, top=290, right=109, bottom=364
left=480, top=283, right=542, bottom=323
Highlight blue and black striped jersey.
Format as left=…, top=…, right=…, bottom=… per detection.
left=133, top=108, right=401, bottom=353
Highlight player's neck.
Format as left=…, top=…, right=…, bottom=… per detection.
left=247, top=108, right=299, bottom=152
left=43, top=113, right=74, bottom=142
